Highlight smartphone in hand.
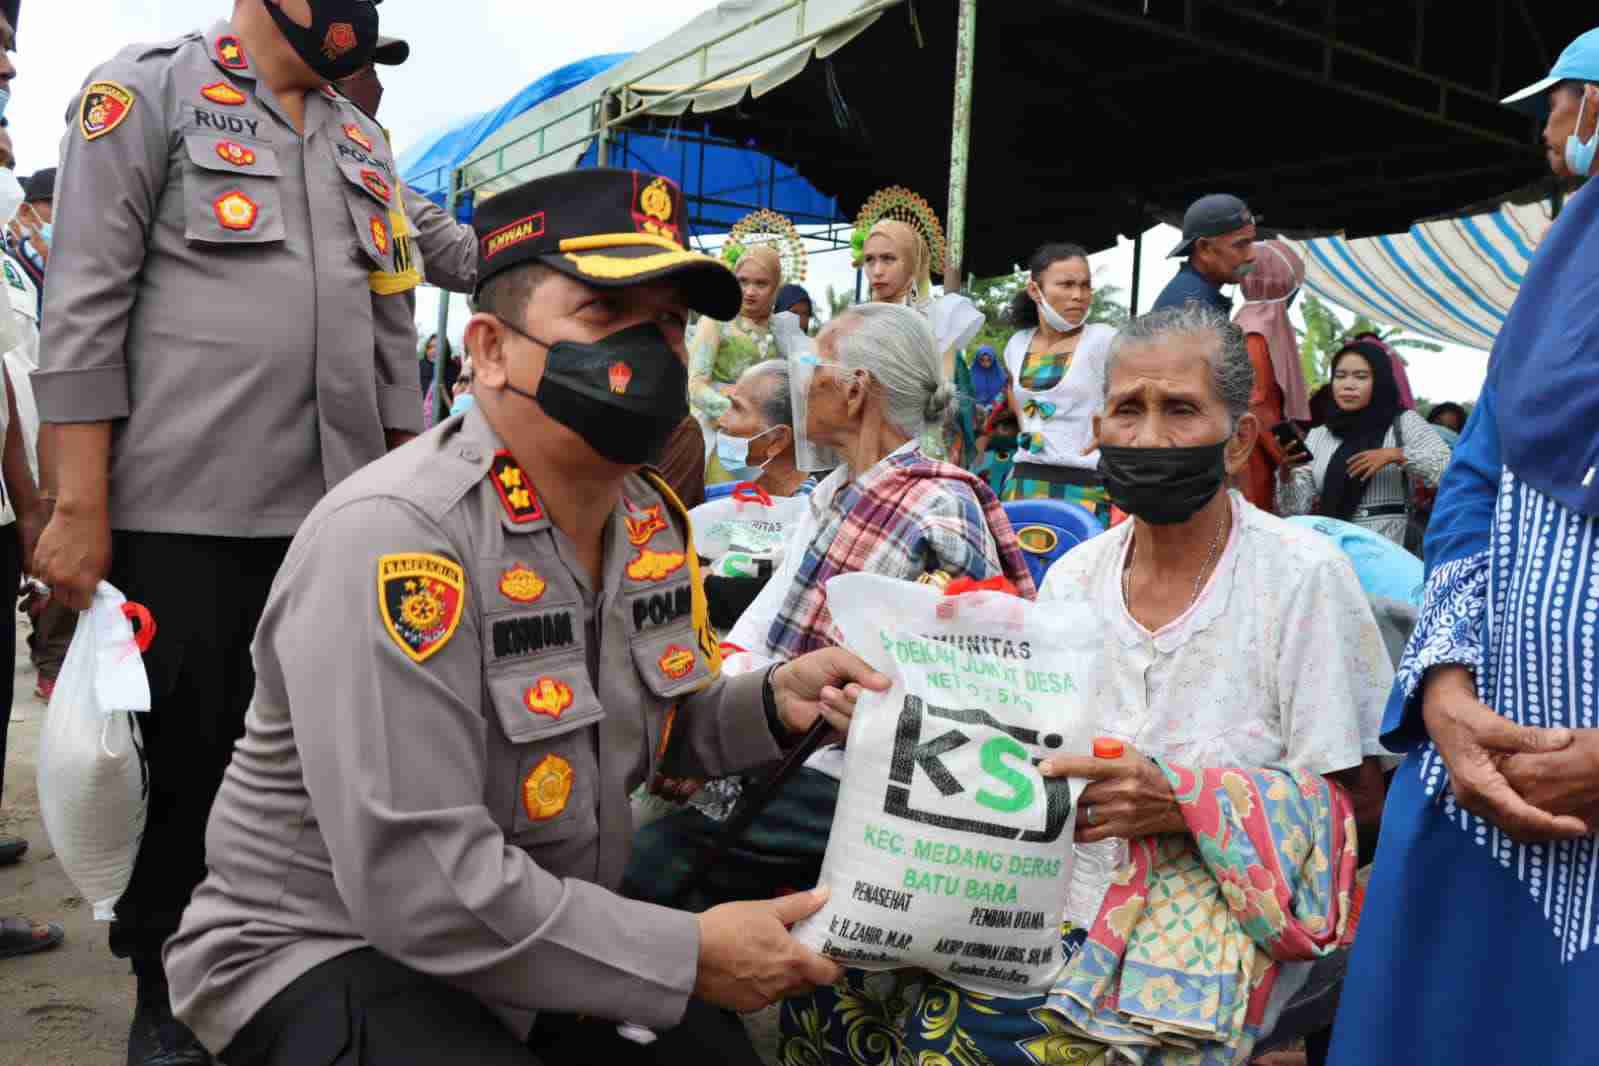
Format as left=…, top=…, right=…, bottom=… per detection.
left=1271, top=420, right=1313, bottom=464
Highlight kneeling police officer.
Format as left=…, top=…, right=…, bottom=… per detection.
left=163, top=169, right=883, bottom=1065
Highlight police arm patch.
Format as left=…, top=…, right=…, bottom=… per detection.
left=80, top=81, right=135, bottom=142
left=377, top=553, right=465, bottom=663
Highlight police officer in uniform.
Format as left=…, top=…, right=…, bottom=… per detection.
left=30, top=3, right=418, bottom=1062
left=163, top=168, right=882, bottom=1065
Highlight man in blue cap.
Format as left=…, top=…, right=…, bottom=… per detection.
left=1327, top=27, right=1599, bottom=1066
left=1149, top=193, right=1257, bottom=316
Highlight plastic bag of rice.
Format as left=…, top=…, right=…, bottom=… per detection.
left=791, top=572, right=1100, bottom=995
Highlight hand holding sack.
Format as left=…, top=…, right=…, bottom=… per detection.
left=36, top=583, right=154, bottom=919
left=791, top=573, right=1100, bottom=995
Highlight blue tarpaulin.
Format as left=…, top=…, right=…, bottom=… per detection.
left=397, top=53, right=841, bottom=242
left=397, top=52, right=633, bottom=206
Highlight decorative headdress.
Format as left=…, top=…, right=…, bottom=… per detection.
left=851, top=185, right=945, bottom=272
left=719, top=209, right=807, bottom=284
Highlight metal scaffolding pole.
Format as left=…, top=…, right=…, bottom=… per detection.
left=431, top=179, right=460, bottom=425
left=945, top=0, right=978, bottom=285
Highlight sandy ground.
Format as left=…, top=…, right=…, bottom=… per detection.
left=0, top=610, right=783, bottom=1066
left=0, top=610, right=132, bottom=1066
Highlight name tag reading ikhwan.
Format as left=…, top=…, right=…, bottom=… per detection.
left=792, top=573, right=1099, bottom=995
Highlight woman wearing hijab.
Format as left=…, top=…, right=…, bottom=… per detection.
left=1275, top=340, right=1448, bottom=546
left=1329, top=71, right=1599, bottom=1066
left=996, top=243, right=1116, bottom=524
left=688, top=242, right=784, bottom=436
left=966, top=344, right=1008, bottom=412
left=1347, top=329, right=1417, bottom=409
left=1233, top=239, right=1312, bottom=511
left=774, top=283, right=814, bottom=334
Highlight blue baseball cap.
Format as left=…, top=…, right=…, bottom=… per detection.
left=1502, top=28, right=1599, bottom=111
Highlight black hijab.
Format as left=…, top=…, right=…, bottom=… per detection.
left=1316, top=341, right=1403, bottom=521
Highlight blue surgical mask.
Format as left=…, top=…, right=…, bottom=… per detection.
left=1568, top=92, right=1598, bottom=177
left=450, top=393, right=476, bottom=417
left=715, top=426, right=778, bottom=479
left=36, top=222, right=51, bottom=246
left=0, top=88, right=10, bottom=124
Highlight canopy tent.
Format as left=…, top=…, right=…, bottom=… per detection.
left=450, top=0, right=1590, bottom=280
left=398, top=47, right=844, bottom=248
left=1292, top=200, right=1556, bottom=352
left=398, top=53, right=633, bottom=207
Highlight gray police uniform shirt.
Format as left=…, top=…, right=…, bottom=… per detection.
left=164, top=407, right=785, bottom=1052
left=33, top=22, right=424, bottom=538
left=403, top=181, right=478, bottom=294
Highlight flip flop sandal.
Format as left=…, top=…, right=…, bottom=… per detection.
left=0, top=836, right=28, bottom=866
left=0, top=917, right=65, bottom=959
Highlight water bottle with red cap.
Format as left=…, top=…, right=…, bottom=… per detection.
left=1063, top=736, right=1132, bottom=930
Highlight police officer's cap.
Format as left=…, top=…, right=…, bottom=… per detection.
left=472, top=169, right=740, bottom=321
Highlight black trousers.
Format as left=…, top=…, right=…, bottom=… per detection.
left=0, top=525, right=20, bottom=808
left=222, top=948, right=763, bottom=1066
left=107, top=532, right=291, bottom=970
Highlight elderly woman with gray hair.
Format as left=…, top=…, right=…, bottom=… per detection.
left=779, top=306, right=1395, bottom=1066
left=623, top=305, right=1031, bottom=920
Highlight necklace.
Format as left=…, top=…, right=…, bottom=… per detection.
left=1122, top=504, right=1229, bottom=628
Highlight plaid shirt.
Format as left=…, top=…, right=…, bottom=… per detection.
left=766, top=445, right=1035, bottom=659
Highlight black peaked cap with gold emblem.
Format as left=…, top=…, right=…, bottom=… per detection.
left=472, top=168, right=740, bottom=321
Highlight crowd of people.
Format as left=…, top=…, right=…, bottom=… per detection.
left=1, top=4, right=1597, bottom=1066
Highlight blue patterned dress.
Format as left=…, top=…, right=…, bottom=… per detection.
left=1330, top=380, right=1599, bottom=1063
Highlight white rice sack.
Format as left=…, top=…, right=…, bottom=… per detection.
left=792, top=573, right=1100, bottom=995
left=688, top=490, right=807, bottom=560
left=36, top=583, right=152, bottom=921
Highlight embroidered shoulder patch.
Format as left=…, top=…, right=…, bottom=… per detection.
left=80, top=81, right=135, bottom=142
left=378, top=553, right=465, bottom=663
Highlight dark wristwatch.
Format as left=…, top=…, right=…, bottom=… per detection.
left=761, top=663, right=790, bottom=745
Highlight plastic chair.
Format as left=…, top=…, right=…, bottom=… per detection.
left=1285, top=516, right=1425, bottom=609
left=1002, top=499, right=1104, bottom=588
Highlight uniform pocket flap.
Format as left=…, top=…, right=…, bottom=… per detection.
left=182, top=132, right=283, bottom=177
left=628, top=622, right=716, bottom=700
left=487, top=658, right=604, bottom=744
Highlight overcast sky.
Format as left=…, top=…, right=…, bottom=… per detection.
left=8, top=0, right=1488, bottom=403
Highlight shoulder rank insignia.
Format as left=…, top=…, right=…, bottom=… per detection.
left=626, top=548, right=686, bottom=583
left=369, top=215, right=390, bottom=256
left=490, top=451, right=544, bottom=524
left=378, top=553, right=466, bottom=663
left=79, top=81, right=135, bottom=142
left=201, top=81, right=247, bottom=107
left=215, top=34, right=249, bottom=70
left=499, top=565, right=546, bottom=604
left=624, top=504, right=667, bottom=546
left=343, top=122, right=374, bottom=153
left=523, top=754, right=573, bottom=820
left=360, top=168, right=392, bottom=203
left=213, top=190, right=259, bottom=232
left=215, top=141, right=257, bottom=168
left=658, top=645, right=696, bottom=681
left=524, top=677, right=574, bottom=720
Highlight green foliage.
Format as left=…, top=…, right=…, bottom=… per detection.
left=1295, top=291, right=1444, bottom=388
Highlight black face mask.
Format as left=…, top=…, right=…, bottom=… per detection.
left=265, top=0, right=380, bottom=81
left=1098, top=442, right=1229, bottom=525
left=498, top=318, right=689, bottom=466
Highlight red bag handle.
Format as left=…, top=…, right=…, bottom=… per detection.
left=943, top=575, right=1019, bottom=598
left=730, top=481, right=773, bottom=506
left=122, top=602, right=157, bottom=653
